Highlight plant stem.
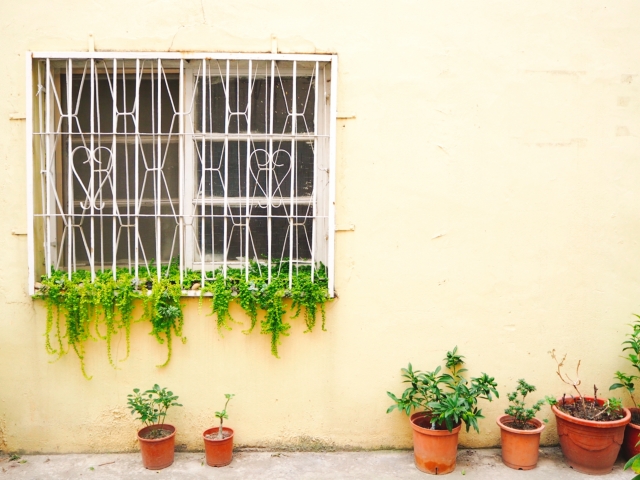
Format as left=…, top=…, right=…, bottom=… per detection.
left=216, top=416, right=224, bottom=440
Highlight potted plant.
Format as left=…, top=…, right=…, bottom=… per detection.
left=387, top=347, right=499, bottom=475
left=127, top=384, right=182, bottom=470
left=548, top=350, right=630, bottom=475
left=496, top=379, right=545, bottom=470
left=203, top=393, right=235, bottom=467
left=611, top=314, right=640, bottom=459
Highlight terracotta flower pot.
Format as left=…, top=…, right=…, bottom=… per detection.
left=203, top=427, right=234, bottom=467
left=137, top=424, right=176, bottom=470
left=410, top=412, right=460, bottom=475
left=622, top=407, right=640, bottom=460
left=496, top=414, right=545, bottom=470
left=551, top=397, right=630, bottom=475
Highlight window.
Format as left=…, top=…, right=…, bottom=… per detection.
left=26, top=53, right=337, bottom=295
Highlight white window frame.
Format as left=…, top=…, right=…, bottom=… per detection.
left=26, top=52, right=337, bottom=296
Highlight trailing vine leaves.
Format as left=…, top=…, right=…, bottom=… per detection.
left=113, top=270, right=137, bottom=362
left=59, top=270, right=94, bottom=379
left=203, top=261, right=331, bottom=358
left=203, top=274, right=235, bottom=334
left=35, top=260, right=331, bottom=377
left=37, top=268, right=139, bottom=378
left=260, top=275, right=291, bottom=358
left=142, top=278, right=186, bottom=368
left=237, top=277, right=260, bottom=334
left=291, top=265, right=329, bottom=333
left=41, top=270, right=68, bottom=359
left=91, top=271, right=118, bottom=367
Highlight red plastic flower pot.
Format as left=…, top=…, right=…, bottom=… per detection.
left=410, top=412, right=460, bottom=475
left=622, top=407, right=640, bottom=460
left=496, top=414, right=545, bottom=470
left=203, top=427, right=234, bottom=467
left=137, top=424, right=176, bottom=470
left=551, top=397, right=630, bottom=475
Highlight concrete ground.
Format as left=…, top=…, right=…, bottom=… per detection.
left=0, top=448, right=635, bottom=479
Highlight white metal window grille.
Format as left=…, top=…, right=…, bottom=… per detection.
left=26, top=52, right=337, bottom=295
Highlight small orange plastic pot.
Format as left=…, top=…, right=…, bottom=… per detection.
left=203, top=427, right=234, bottom=467
left=410, top=412, right=460, bottom=475
left=551, top=397, right=630, bottom=475
left=137, top=424, right=176, bottom=470
left=496, top=415, right=545, bottom=470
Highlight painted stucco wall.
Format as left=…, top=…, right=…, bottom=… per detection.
left=1, top=0, right=640, bottom=452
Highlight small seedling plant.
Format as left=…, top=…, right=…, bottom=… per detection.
left=610, top=315, right=640, bottom=424
left=127, top=384, right=182, bottom=439
left=211, top=393, right=235, bottom=440
left=387, top=347, right=499, bottom=433
left=504, top=379, right=545, bottom=430
left=549, top=350, right=624, bottom=422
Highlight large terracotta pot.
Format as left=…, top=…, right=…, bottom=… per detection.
left=410, top=412, right=460, bottom=475
left=496, top=414, right=545, bottom=470
left=137, top=424, right=176, bottom=470
left=203, top=427, right=234, bottom=467
left=551, top=397, right=630, bottom=475
left=622, top=407, right=640, bottom=460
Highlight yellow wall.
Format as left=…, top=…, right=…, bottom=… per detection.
left=1, top=0, right=640, bottom=452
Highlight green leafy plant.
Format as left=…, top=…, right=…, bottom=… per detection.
left=127, top=384, right=182, bottom=427
left=504, top=379, right=545, bottom=429
left=213, top=393, right=235, bottom=440
left=386, top=347, right=499, bottom=433
left=603, top=396, right=623, bottom=416
left=611, top=315, right=640, bottom=412
left=625, top=451, right=640, bottom=480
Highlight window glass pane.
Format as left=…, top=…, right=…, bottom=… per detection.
left=58, top=65, right=180, bottom=270
left=193, top=61, right=316, bottom=135
left=194, top=206, right=313, bottom=265
left=61, top=70, right=179, bottom=135
left=196, top=140, right=314, bottom=200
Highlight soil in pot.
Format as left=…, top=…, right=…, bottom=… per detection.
left=496, top=415, right=545, bottom=470
left=137, top=424, right=176, bottom=470
left=204, top=430, right=232, bottom=440
left=141, top=428, right=173, bottom=440
left=555, top=396, right=623, bottom=421
left=203, top=427, right=234, bottom=467
left=410, top=412, right=460, bottom=475
left=500, top=420, right=539, bottom=430
left=552, top=397, right=630, bottom=475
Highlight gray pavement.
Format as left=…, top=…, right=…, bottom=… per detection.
left=0, top=448, right=634, bottom=479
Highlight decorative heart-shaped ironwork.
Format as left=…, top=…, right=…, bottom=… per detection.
left=70, top=145, right=114, bottom=211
